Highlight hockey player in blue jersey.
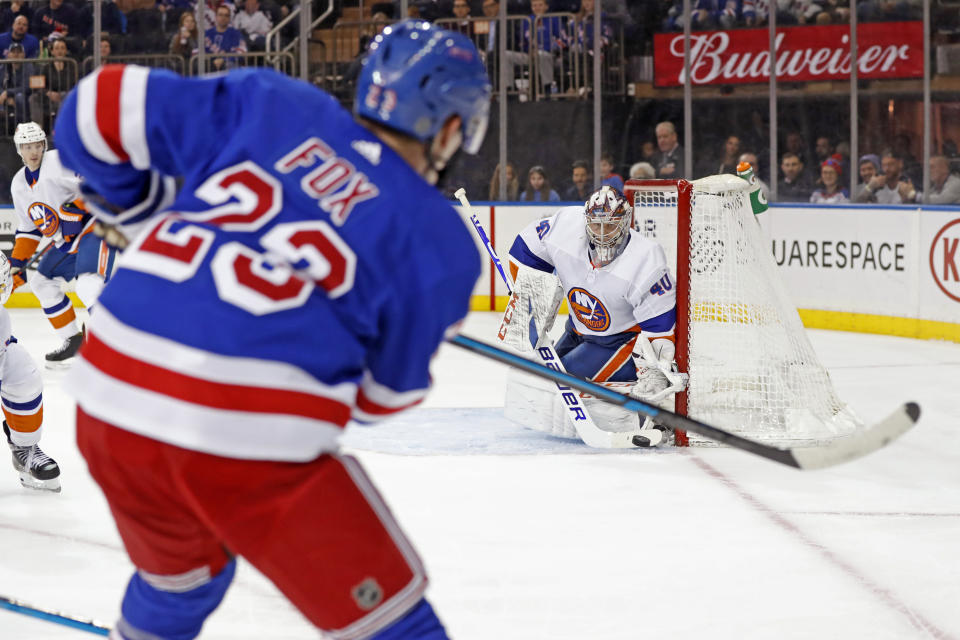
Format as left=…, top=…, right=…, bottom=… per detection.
left=53, top=20, right=490, bottom=640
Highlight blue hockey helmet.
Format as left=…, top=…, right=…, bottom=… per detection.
left=355, top=20, right=491, bottom=154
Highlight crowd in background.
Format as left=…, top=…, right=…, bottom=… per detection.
left=484, top=122, right=960, bottom=205
left=0, top=0, right=957, bottom=207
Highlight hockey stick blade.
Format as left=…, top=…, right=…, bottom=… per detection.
left=0, top=594, right=111, bottom=636
left=449, top=334, right=920, bottom=469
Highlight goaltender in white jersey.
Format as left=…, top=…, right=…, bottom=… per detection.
left=499, top=186, right=686, bottom=441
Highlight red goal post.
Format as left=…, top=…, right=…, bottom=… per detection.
left=624, top=179, right=693, bottom=445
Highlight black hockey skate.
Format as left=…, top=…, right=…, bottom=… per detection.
left=45, top=331, right=84, bottom=369
left=4, top=422, right=61, bottom=492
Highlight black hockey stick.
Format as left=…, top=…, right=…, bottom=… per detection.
left=0, top=594, right=110, bottom=636
left=449, top=334, right=920, bottom=470
left=23, top=239, right=55, bottom=271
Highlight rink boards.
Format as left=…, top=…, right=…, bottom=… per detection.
left=460, top=202, right=960, bottom=343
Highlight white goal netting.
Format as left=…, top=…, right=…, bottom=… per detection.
left=627, top=175, right=863, bottom=446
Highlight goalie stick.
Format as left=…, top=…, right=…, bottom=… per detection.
left=449, top=334, right=920, bottom=470
left=453, top=188, right=659, bottom=448
left=0, top=593, right=110, bottom=636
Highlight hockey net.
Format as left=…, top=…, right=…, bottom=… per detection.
left=624, top=175, right=863, bottom=447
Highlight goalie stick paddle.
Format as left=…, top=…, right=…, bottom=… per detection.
left=449, top=334, right=921, bottom=470
left=0, top=594, right=111, bottom=636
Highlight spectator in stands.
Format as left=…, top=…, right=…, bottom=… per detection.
left=716, top=135, right=741, bottom=175
left=653, top=121, right=685, bottom=178
left=853, top=153, right=880, bottom=202
left=80, top=0, right=126, bottom=44
left=0, top=15, right=39, bottom=59
left=33, top=0, right=81, bottom=45
left=99, top=33, right=113, bottom=61
left=0, top=42, right=32, bottom=132
left=489, top=162, right=519, bottom=200
left=520, top=165, right=561, bottom=201
left=814, top=135, right=834, bottom=164
left=777, top=151, right=813, bottom=202
left=169, top=10, right=199, bottom=58
left=640, top=140, right=656, bottom=162
left=663, top=0, right=732, bottom=30
left=563, top=159, right=592, bottom=202
left=567, top=0, right=613, bottom=90
left=926, top=155, right=960, bottom=204
left=30, top=35, right=75, bottom=130
left=738, top=151, right=770, bottom=200
left=859, top=149, right=918, bottom=204
left=892, top=131, right=922, bottom=184
left=412, top=0, right=454, bottom=22
left=778, top=0, right=825, bottom=24
left=0, top=2, right=34, bottom=34
left=523, top=0, right=565, bottom=95
left=448, top=0, right=476, bottom=38
left=205, top=4, right=247, bottom=70
left=784, top=130, right=809, bottom=165
left=234, top=0, right=272, bottom=52
left=810, top=156, right=849, bottom=204
left=479, top=0, right=528, bottom=90
left=600, top=152, right=624, bottom=191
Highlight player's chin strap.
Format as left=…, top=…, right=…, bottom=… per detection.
left=424, top=128, right=464, bottom=186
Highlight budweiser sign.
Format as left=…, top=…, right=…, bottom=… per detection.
left=654, top=21, right=923, bottom=86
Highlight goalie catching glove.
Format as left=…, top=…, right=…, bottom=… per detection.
left=631, top=335, right=687, bottom=404
left=631, top=336, right=687, bottom=443
left=496, top=263, right=564, bottom=352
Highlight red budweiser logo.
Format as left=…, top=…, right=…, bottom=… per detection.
left=654, top=21, right=923, bottom=86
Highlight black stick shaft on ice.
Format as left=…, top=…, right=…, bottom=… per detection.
left=449, top=334, right=920, bottom=470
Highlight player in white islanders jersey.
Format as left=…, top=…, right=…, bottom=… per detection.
left=9, top=122, right=117, bottom=367
left=504, top=186, right=686, bottom=405
left=0, top=253, right=60, bottom=491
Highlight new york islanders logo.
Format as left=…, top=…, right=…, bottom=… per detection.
left=27, top=202, right=60, bottom=237
left=567, top=287, right=610, bottom=331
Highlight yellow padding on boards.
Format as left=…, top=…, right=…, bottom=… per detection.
left=798, top=309, right=960, bottom=343
left=5, top=292, right=86, bottom=309
left=470, top=296, right=960, bottom=343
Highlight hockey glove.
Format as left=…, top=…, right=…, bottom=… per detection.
left=8, top=258, right=26, bottom=290
left=630, top=336, right=688, bottom=404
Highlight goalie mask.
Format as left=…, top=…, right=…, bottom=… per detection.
left=584, top=186, right=632, bottom=266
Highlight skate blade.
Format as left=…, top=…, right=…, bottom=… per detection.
left=19, top=472, right=61, bottom=493
left=44, top=359, right=76, bottom=371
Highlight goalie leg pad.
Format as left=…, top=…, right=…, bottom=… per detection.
left=504, top=369, right=648, bottom=440
left=497, top=264, right=564, bottom=352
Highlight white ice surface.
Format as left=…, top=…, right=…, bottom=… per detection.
left=0, top=310, right=958, bottom=639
